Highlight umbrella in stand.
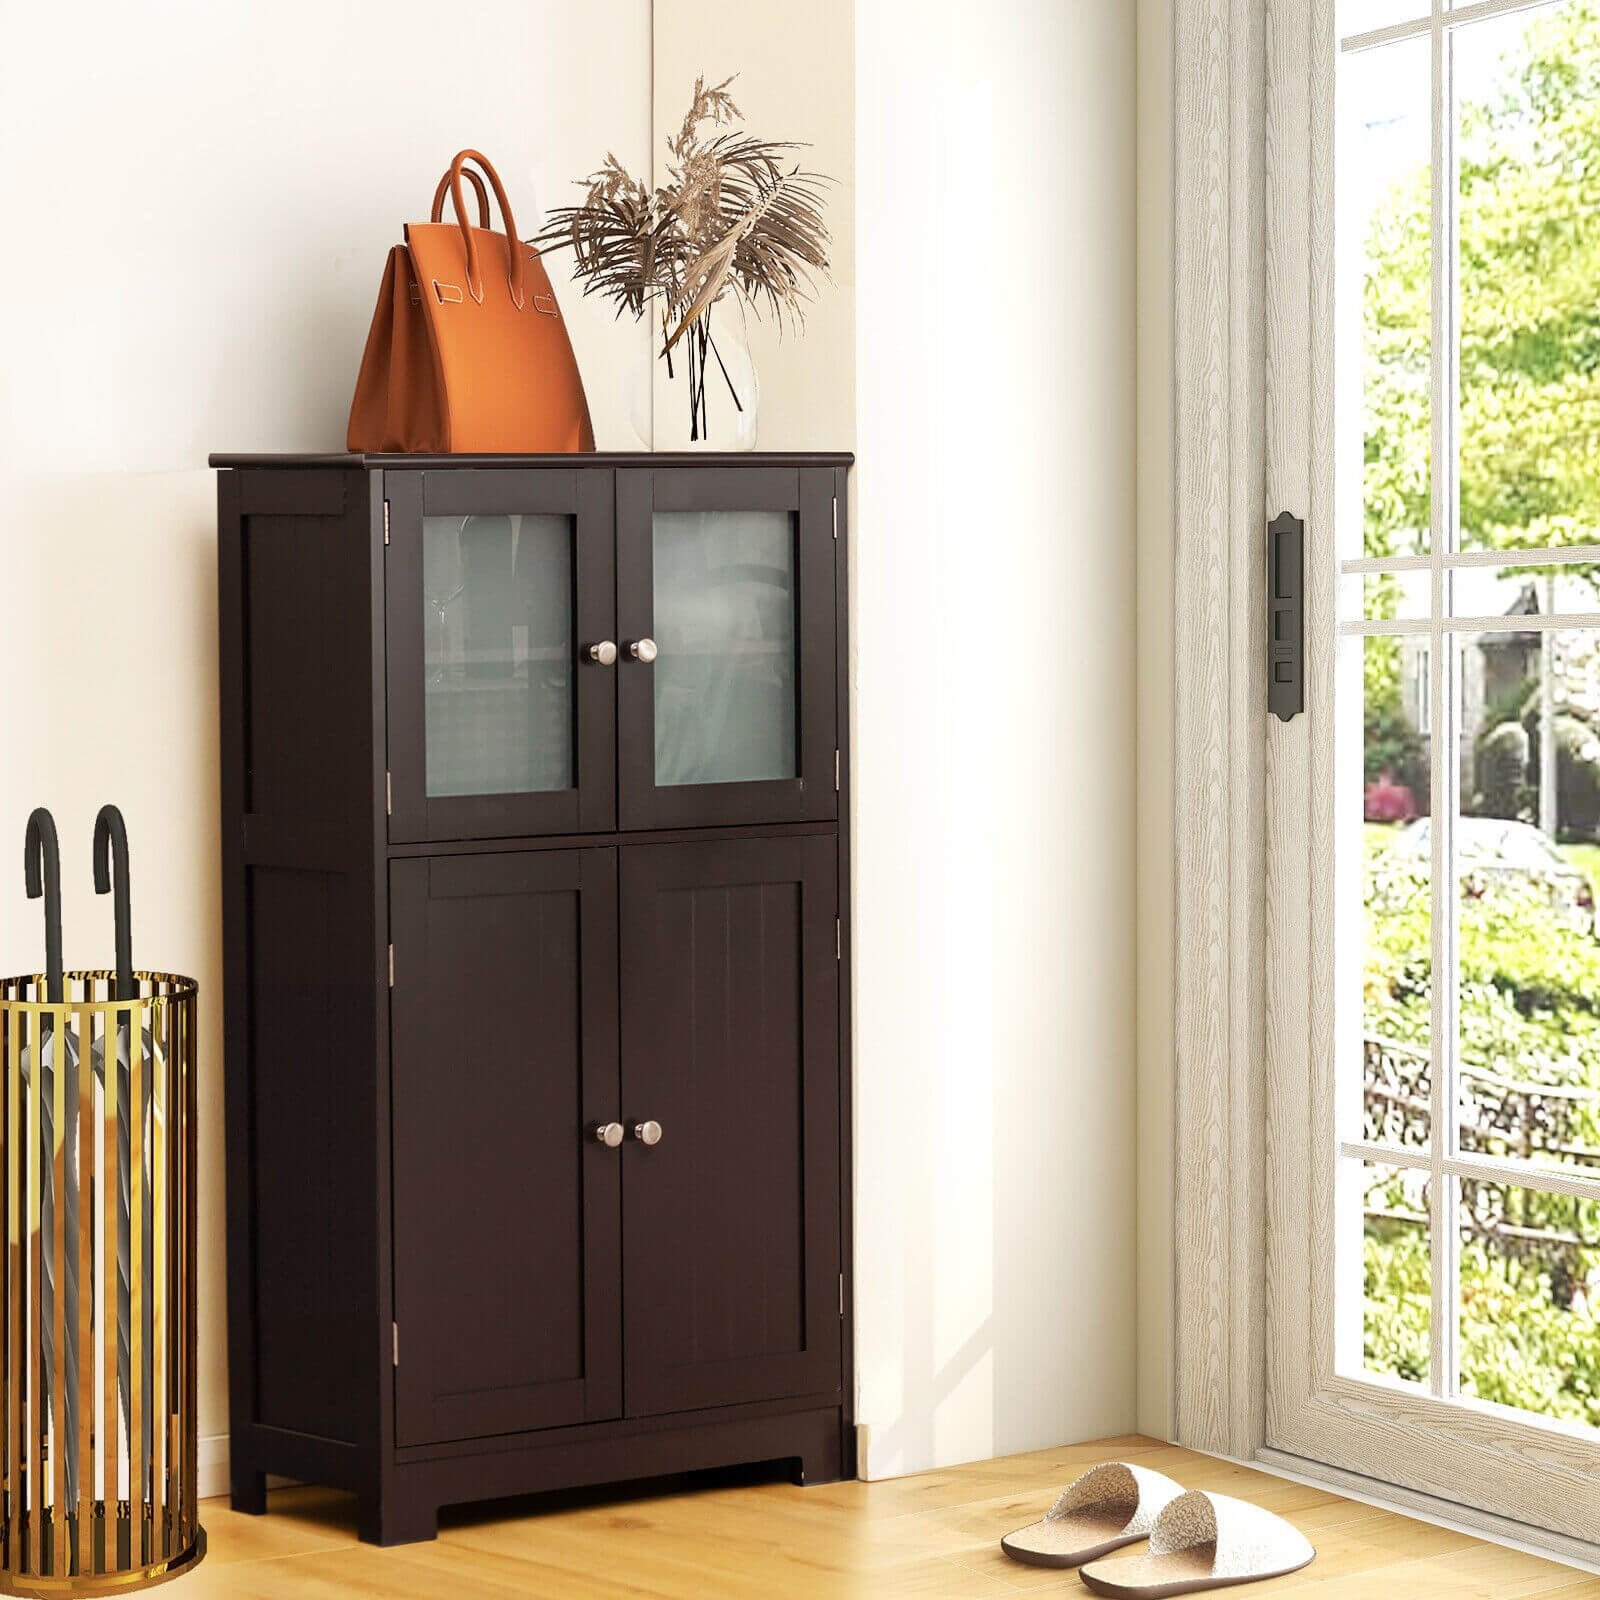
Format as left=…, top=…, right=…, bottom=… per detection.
left=91, top=804, right=158, bottom=1499
left=24, top=806, right=86, bottom=1508
left=1, top=809, right=205, bottom=1589
left=22, top=805, right=160, bottom=1514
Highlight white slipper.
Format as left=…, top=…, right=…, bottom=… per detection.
left=1079, top=1489, right=1316, bottom=1597
left=1001, top=1461, right=1186, bottom=1568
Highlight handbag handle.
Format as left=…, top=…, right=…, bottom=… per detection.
left=430, top=165, right=491, bottom=229
left=439, top=149, right=527, bottom=310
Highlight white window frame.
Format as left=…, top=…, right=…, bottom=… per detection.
left=1172, top=0, right=1600, bottom=1560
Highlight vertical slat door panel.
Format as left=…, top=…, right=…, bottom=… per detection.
left=390, top=849, right=621, bottom=1446
left=619, top=836, right=841, bottom=1417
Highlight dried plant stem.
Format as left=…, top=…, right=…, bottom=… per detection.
left=687, top=323, right=703, bottom=441
left=695, top=325, right=708, bottom=440
left=706, top=324, right=745, bottom=415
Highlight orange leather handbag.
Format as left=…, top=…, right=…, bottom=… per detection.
left=347, top=149, right=595, bottom=453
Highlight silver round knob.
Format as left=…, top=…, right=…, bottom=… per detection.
left=632, top=1119, right=663, bottom=1147
left=592, top=1121, right=624, bottom=1148
left=586, top=640, right=618, bottom=666
left=628, top=638, right=659, bottom=664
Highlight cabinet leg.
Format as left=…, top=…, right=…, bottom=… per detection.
left=794, top=1445, right=847, bottom=1487
left=793, top=1414, right=850, bottom=1486
left=359, top=1491, right=438, bottom=1547
left=230, top=1465, right=268, bottom=1516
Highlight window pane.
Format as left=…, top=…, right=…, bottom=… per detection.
left=652, top=510, right=798, bottom=787
left=423, top=513, right=574, bottom=798
left=1460, top=1178, right=1600, bottom=1426
left=1457, top=2, right=1600, bottom=554
left=1338, top=0, right=1426, bottom=39
left=1451, top=562, right=1600, bottom=620
left=1363, top=636, right=1434, bottom=1148
left=1360, top=567, right=1431, bottom=621
left=1453, top=626, right=1600, bottom=1169
left=1363, top=1161, right=1432, bottom=1386
left=1342, top=35, right=1432, bottom=558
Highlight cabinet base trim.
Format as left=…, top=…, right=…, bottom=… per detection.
left=379, top=1406, right=845, bottom=1546
left=234, top=1404, right=848, bottom=1548
left=393, top=1389, right=846, bottom=1465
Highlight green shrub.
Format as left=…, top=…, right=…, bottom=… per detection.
left=1475, top=720, right=1530, bottom=820
left=1364, top=699, right=1430, bottom=802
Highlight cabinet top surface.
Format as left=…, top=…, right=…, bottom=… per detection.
left=209, top=450, right=854, bottom=470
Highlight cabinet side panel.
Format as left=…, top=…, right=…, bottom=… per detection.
left=248, top=866, right=364, bottom=1439
left=220, top=467, right=382, bottom=1461
left=243, top=512, right=371, bottom=818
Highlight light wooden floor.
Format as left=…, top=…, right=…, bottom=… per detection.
left=177, top=1435, right=1600, bottom=1598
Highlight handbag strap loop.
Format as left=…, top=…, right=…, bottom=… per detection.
left=430, top=165, right=491, bottom=229
left=440, top=150, right=527, bottom=310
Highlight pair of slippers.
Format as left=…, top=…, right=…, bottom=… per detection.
left=1002, top=1462, right=1316, bottom=1597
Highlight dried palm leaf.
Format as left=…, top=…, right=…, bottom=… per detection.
left=534, top=75, right=833, bottom=342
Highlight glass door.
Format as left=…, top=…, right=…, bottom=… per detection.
left=1265, top=0, right=1600, bottom=1539
left=385, top=469, right=616, bottom=841
left=615, top=468, right=838, bottom=830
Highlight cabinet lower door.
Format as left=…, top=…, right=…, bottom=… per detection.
left=619, top=836, right=842, bottom=1416
left=389, top=849, right=621, bottom=1445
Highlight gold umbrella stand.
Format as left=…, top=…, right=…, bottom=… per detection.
left=0, top=972, right=204, bottom=1595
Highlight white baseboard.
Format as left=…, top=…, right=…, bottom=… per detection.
left=198, top=1434, right=230, bottom=1502
left=195, top=1435, right=318, bottom=1505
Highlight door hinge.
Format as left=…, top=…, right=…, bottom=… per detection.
left=386, top=770, right=392, bottom=815
left=836, top=919, right=842, bottom=960
left=831, top=496, right=838, bottom=540
left=834, top=749, right=840, bottom=792
left=392, top=1322, right=399, bottom=1366
left=388, top=944, right=395, bottom=988
left=383, top=499, right=391, bottom=545
left=839, top=1274, right=845, bottom=1316
left=1267, top=510, right=1304, bottom=721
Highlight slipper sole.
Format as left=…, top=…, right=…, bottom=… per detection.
left=1079, top=1548, right=1316, bottom=1598
left=999, top=1530, right=1144, bottom=1569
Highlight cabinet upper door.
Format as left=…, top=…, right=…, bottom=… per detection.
left=389, top=848, right=622, bottom=1445
left=616, top=468, right=838, bottom=830
left=385, top=470, right=616, bottom=841
left=619, top=835, right=842, bottom=1417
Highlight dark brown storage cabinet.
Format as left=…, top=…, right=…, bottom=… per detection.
left=212, top=452, right=853, bottom=1544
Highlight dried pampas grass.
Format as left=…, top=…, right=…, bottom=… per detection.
left=534, top=76, right=833, bottom=438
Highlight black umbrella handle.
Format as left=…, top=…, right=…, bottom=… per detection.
left=25, top=808, right=63, bottom=1004
left=93, top=805, right=133, bottom=1002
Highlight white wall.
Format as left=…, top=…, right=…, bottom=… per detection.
left=1136, top=0, right=1177, bottom=1443
left=0, top=0, right=652, bottom=1490
left=853, top=0, right=1140, bottom=1476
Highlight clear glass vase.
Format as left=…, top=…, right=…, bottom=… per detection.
left=626, top=300, right=760, bottom=451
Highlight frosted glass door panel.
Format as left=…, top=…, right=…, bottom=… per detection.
left=653, top=511, right=798, bottom=787
left=424, top=512, right=575, bottom=798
